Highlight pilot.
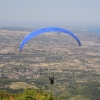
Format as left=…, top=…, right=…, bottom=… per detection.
left=49, top=75, right=54, bottom=85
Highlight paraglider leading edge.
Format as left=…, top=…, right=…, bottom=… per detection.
left=20, top=27, right=81, bottom=50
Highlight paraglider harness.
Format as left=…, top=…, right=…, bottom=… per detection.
left=49, top=75, right=54, bottom=85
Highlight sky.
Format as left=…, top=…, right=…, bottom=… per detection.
left=0, top=0, right=100, bottom=27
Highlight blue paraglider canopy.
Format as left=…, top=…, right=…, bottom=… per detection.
left=20, top=27, right=81, bottom=50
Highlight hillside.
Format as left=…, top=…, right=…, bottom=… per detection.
left=0, top=27, right=100, bottom=100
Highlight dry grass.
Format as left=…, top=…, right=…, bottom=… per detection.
left=9, top=82, right=38, bottom=89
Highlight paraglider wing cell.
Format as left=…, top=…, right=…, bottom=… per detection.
left=20, top=27, right=81, bottom=50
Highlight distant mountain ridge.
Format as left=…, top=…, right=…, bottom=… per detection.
left=0, top=27, right=36, bottom=31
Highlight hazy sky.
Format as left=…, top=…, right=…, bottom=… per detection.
left=0, top=0, right=100, bottom=27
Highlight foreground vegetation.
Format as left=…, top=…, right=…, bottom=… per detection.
left=0, top=81, right=100, bottom=100
left=0, top=88, right=61, bottom=100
